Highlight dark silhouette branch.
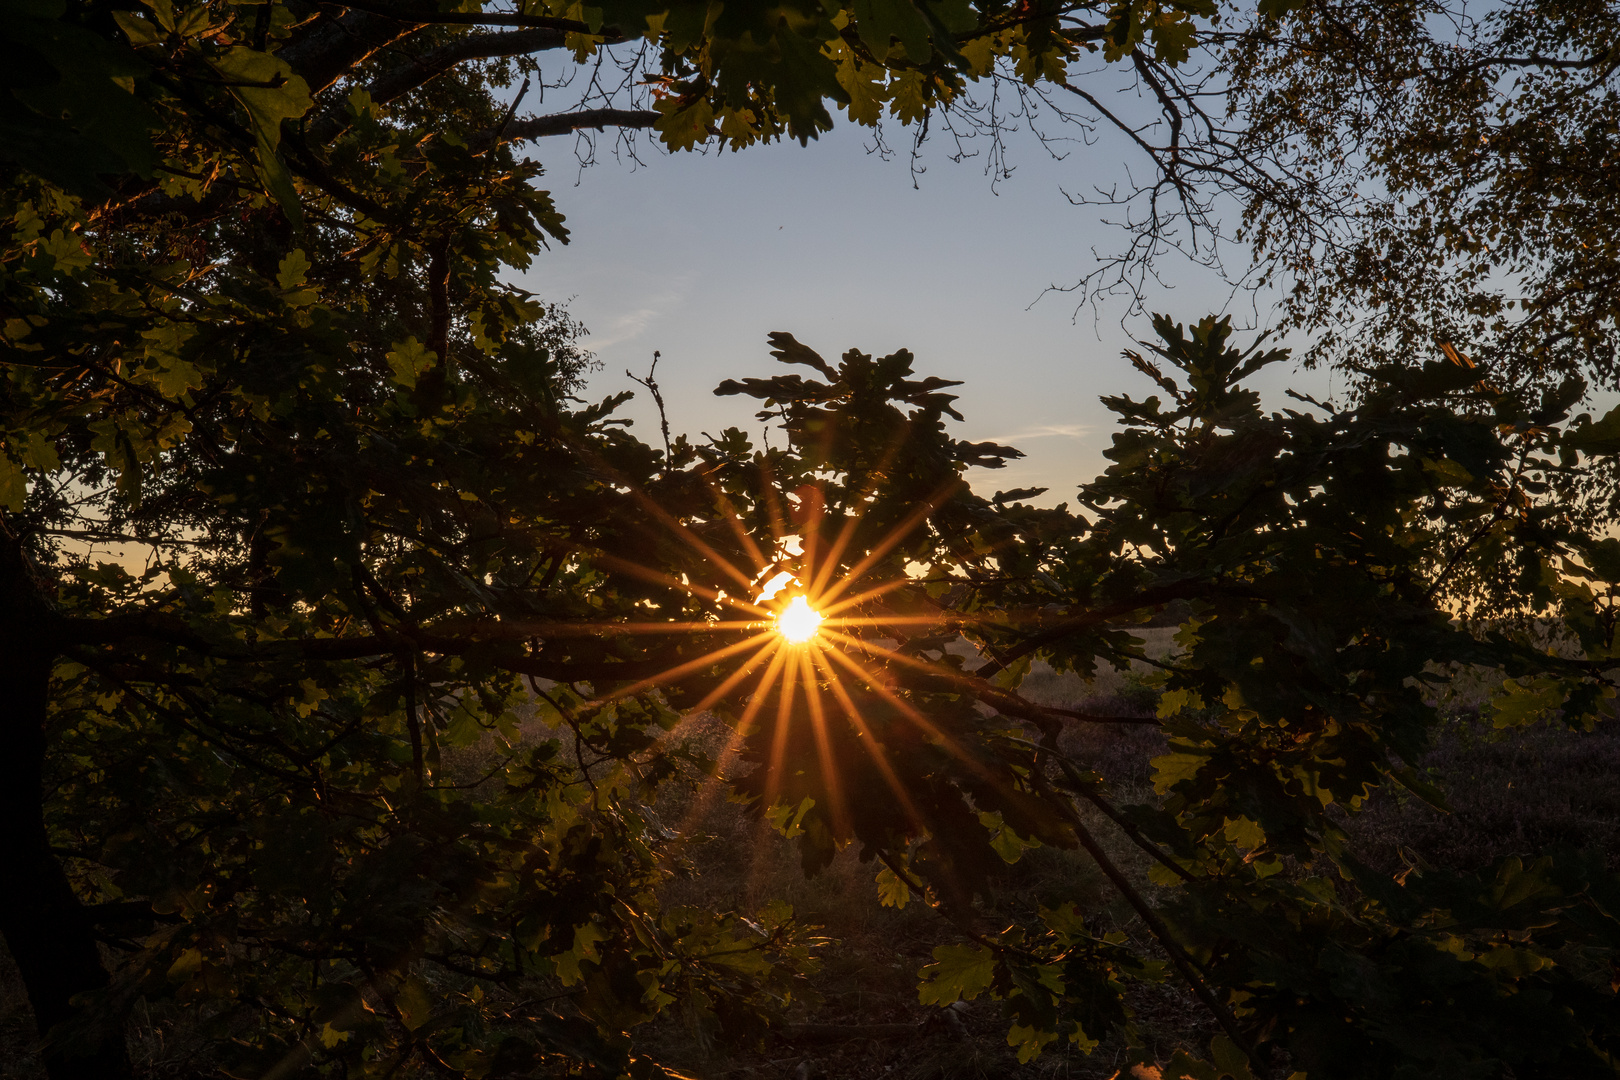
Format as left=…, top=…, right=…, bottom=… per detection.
left=307, top=28, right=570, bottom=143
left=313, top=0, right=599, bottom=33
left=499, top=108, right=661, bottom=143
left=280, top=8, right=425, bottom=95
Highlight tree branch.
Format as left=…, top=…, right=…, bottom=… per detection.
left=499, top=108, right=661, bottom=143
left=313, top=0, right=599, bottom=33
left=308, top=28, right=570, bottom=143
left=279, top=8, right=426, bottom=96
left=375, top=28, right=568, bottom=102
left=972, top=583, right=1203, bottom=680
left=55, top=608, right=731, bottom=686
left=1026, top=765, right=1259, bottom=1068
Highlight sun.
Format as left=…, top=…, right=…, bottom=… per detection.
left=775, top=595, right=824, bottom=644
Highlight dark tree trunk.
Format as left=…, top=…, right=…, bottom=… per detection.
left=0, top=525, right=132, bottom=1080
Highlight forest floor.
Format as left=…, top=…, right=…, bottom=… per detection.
left=5, top=633, right=1620, bottom=1079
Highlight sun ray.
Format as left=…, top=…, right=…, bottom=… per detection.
left=820, top=625, right=1037, bottom=706
left=798, top=649, right=850, bottom=838
left=592, top=552, right=770, bottom=617
left=762, top=649, right=802, bottom=809
left=816, top=575, right=918, bottom=618
left=680, top=637, right=785, bottom=720
left=819, top=626, right=982, bottom=691
left=618, top=479, right=763, bottom=595
left=805, top=506, right=865, bottom=605
left=516, top=619, right=764, bottom=637
left=585, top=630, right=777, bottom=708
left=818, top=637, right=988, bottom=776
left=822, top=615, right=954, bottom=628
left=753, top=456, right=793, bottom=559
left=747, top=644, right=805, bottom=897
left=797, top=486, right=827, bottom=614
left=713, top=641, right=792, bottom=750
left=817, top=628, right=1068, bottom=784
left=803, top=433, right=911, bottom=600
left=655, top=637, right=781, bottom=758
left=813, top=480, right=964, bottom=609
left=807, top=641, right=923, bottom=829
left=704, top=481, right=773, bottom=577
left=558, top=438, right=766, bottom=596
left=666, top=642, right=791, bottom=840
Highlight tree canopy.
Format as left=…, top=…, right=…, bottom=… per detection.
left=5, top=2, right=1620, bottom=1080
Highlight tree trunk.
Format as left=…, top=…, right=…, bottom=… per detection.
left=0, top=526, right=132, bottom=1080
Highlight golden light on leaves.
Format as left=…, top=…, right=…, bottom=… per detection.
left=775, top=595, right=824, bottom=644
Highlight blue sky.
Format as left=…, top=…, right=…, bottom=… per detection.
left=514, top=121, right=1332, bottom=502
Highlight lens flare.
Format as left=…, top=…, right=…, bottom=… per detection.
left=775, top=595, right=824, bottom=644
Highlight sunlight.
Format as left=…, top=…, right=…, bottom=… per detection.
left=775, top=595, right=824, bottom=644
left=755, top=569, right=797, bottom=604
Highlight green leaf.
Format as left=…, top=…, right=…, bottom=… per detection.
left=555, top=922, right=610, bottom=986
left=854, top=0, right=936, bottom=64
left=1490, top=677, right=1566, bottom=729
left=207, top=47, right=311, bottom=225
left=1150, top=749, right=1206, bottom=793
left=387, top=337, right=436, bottom=389
left=989, top=652, right=1032, bottom=691
left=918, top=943, right=995, bottom=1006
left=138, top=322, right=204, bottom=398
left=874, top=863, right=911, bottom=908
left=37, top=229, right=92, bottom=273
left=1007, top=1021, right=1059, bottom=1063
left=980, top=809, right=1040, bottom=863
left=112, top=10, right=164, bottom=46
left=4, top=5, right=159, bottom=194
left=140, top=0, right=175, bottom=32
left=1148, top=11, right=1199, bottom=66
left=394, top=974, right=434, bottom=1031
left=1222, top=815, right=1264, bottom=850
left=277, top=248, right=311, bottom=290
left=1474, top=946, right=1553, bottom=976
left=1157, top=687, right=1202, bottom=717
left=1209, top=1035, right=1254, bottom=1079
left=0, top=456, right=27, bottom=511
left=653, top=96, right=715, bottom=153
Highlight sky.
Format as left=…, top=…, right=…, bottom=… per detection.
left=512, top=118, right=1335, bottom=504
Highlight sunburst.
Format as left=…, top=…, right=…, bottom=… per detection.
left=505, top=450, right=1058, bottom=895
left=774, top=595, right=825, bottom=644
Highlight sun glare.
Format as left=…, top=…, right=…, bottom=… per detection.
left=776, top=595, right=824, bottom=644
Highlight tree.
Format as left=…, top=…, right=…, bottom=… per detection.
left=0, top=1, right=1214, bottom=1076
left=5, top=2, right=1620, bottom=1080
left=1211, top=0, right=1620, bottom=390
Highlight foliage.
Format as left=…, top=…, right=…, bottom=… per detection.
left=1222, top=0, right=1620, bottom=388
left=4, top=2, right=1620, bottom=1080
left=0, top=1, right=1205, bottom=1076
left=719, top=316, right=1620, bottom=1078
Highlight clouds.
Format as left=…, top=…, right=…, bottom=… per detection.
left=983, top=423, right=1092, bottom=444
left=583, top=288, right=687, bottom=349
